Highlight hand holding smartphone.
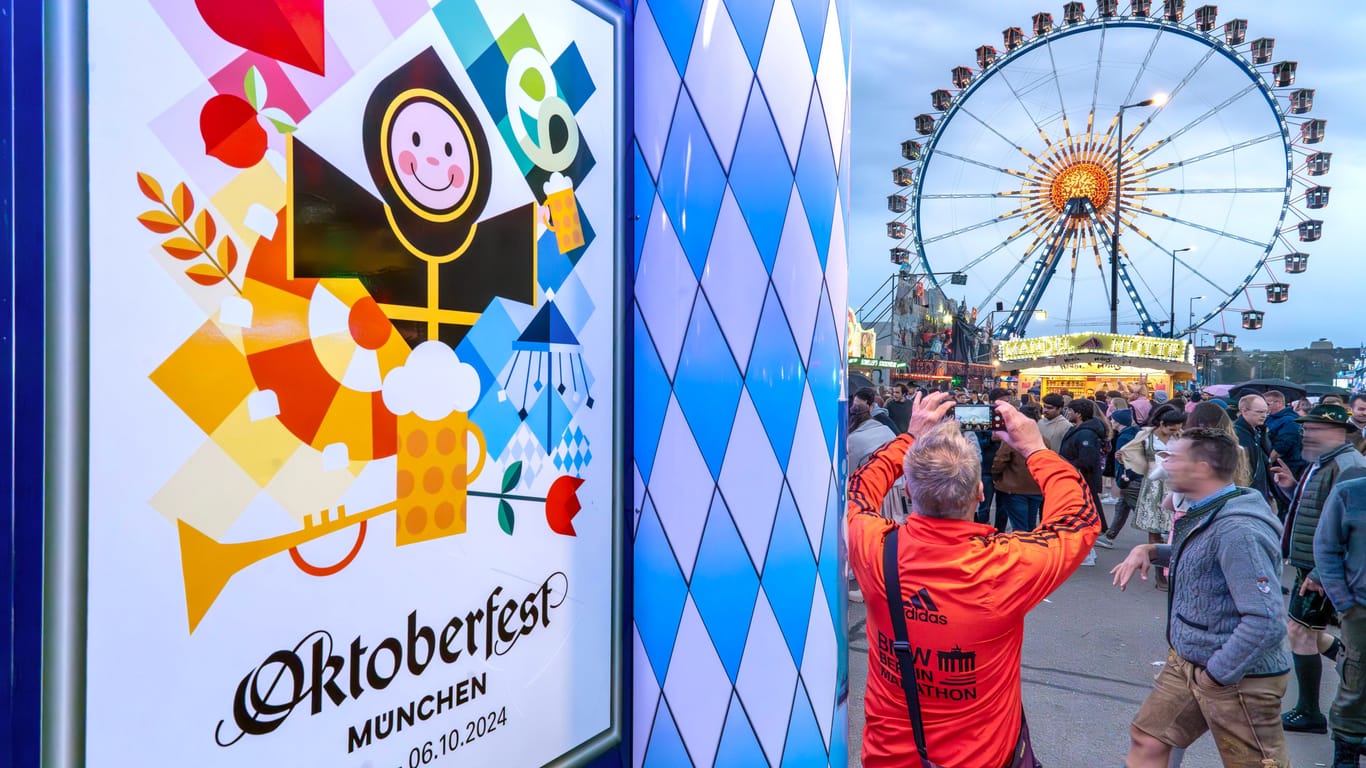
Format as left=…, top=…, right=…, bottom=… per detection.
left=953, top=403, right=1005, bottom=432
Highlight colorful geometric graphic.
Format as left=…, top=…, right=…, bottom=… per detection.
left=134, top=0, right=608, bottom=636
left=632, top=0, right=852, bottom=765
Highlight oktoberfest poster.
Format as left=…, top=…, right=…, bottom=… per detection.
left=84, top=1, right=622, bottom=764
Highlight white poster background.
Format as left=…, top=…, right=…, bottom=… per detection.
left=85, top=2, right=619, bottom=766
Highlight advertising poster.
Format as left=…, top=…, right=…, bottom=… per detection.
left=84, top=0, right=624, bottom=765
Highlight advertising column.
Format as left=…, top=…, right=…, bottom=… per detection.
left=77, top=1, right=626, bottom=765
left=631, top=0, right=852, bottom=765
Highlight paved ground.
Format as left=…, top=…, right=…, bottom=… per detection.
left=846, top=509, right=1339, bottom=767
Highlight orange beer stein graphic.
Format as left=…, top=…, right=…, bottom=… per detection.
left=396, top=410, right=486, bottom=543
left=541, top=172, right=585, bottom=254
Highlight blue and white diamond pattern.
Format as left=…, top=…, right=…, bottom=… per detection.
left=757, top=0, right=814, bottom=168
left=633, top=0, right=850, bottom=764
left=683, top=0, right=753, bottom=172
left=551, top=421, right=591, bottom=476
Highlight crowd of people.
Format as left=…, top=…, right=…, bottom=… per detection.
left=846, top=383, right=1366, bottom=767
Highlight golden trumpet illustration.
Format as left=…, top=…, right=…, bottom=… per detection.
left=178, top=502, right=393, bottom=633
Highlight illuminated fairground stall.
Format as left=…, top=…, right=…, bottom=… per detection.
left=996, top=333, right=1196, bottom=399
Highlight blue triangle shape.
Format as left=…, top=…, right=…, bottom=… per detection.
left=782, top=683, right=828, bottom=766
left=791, top=0, right=831, bottom=71
left=516, top=300, right=580, bottom=346
left=716, top=693, right=768, bottom=767
left=762, top=482, right=817, bottom=664
left=691, top=494, right=759, bottom=681
left=724, top=0, right=776, bottom=70
left=634, top=498, right=689, bottom=688
left=645, top=0, right=705, bottom=77
left=643, top=698, right=692, bottom=768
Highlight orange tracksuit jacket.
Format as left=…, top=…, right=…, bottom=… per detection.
left=848, top=433, right=1100, bottom=768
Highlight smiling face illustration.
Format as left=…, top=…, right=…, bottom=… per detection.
left=389, top=98, right=472, bottom=212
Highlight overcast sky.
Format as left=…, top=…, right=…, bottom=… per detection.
left=849, top=0, right=1366, bottom=351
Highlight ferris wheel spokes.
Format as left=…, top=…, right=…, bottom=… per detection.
left=1127, top=204, right=1273, bottom=250
left=1124, top=44, right=1221, bottom=147
left=959, top=224, right=1039, bottom=274
left=1132, top=83, right=1261, bottom=159
left=1139, top=187, right=1285, bottom=196
left=1121, top=24, right=1166, bottom=108
left=958, top=106, right=1046, bottom=164
left=1042, top=34, right=1073, bottom=138
left=1131, top=132, right=1283, bottom=179
left=1087, top=26, right=1107, bottom=133
left=922, top=202, right=1048, bottom=245
left=934, top=150, right=1038, bottom=180
left=995, top=66, right=1055, bottom=147
left=1120, top=221, right=1230, bottom=300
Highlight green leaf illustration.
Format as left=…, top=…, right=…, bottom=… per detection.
left=244, top=66, right=268, bottom=111
left=259, top=107, right=297, bottom=134
left=497, top=500, right=515, bottom=535
left=501, top=461, right=524, bottom=494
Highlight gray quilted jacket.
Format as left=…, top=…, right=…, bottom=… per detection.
left=1154, top=488, right=1289, bottom=684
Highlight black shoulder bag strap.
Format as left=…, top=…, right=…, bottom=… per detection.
left=883, top=526, right=938, bottom=768
left=883, top=527, right=1039, bottom=768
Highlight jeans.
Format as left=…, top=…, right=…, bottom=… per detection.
left=974, top=473, right=998, bottom=528
left=1107, top=482, right=1142, bottom=538
left=997, top=492, right=1043, bottom=531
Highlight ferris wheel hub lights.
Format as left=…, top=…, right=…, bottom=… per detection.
left=1049, top=162, right=1112, bottom=213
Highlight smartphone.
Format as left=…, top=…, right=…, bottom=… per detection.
left=954, top=404, right=1004, bottom=432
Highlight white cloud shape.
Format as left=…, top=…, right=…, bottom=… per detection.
left=381, top=341, right=481, bottom=421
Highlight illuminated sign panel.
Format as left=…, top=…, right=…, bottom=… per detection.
left=998, top=334, right=1191, bottom=365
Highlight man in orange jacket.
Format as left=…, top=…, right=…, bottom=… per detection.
left=848, top=392, right=1101, bottom=767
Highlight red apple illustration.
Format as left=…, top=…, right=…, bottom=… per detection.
left=199, top=94, right=267, bottom=168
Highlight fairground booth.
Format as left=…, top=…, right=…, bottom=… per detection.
left=995, top=333, right=1196, bottom=399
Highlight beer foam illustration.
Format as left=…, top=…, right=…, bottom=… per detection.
left=543, top=171, right=573, bottom=196
left=381, top=341, right=481, bottom=421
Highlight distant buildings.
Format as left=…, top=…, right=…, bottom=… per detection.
left=1336, top=346, right=1365, bottom=392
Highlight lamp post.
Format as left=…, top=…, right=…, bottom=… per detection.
left=1187, top=295, right=1206, bottom=347
left=1168, top=246, right=1194, bottom=337
left=1111, top=94, right=1167, bottom=333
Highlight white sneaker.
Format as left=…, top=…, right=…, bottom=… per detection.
left=1082, top=549, right=1097, bottom=567
left=848, top=588, right=864, bottom=603
left=1101, top=495, right=1119, bottom=504
left=1094, top=536, right=1116, bottom=549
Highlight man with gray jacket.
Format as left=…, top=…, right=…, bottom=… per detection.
left=1112, top=428, right=1290, bottom=767
left=1313, top=476, right=1366, bottom=766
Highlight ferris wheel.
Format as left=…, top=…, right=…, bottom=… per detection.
left=888, top=0, right=1329, bottom=343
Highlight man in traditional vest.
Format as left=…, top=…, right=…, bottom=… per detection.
left=1276, top=404, right=1366, bottom=734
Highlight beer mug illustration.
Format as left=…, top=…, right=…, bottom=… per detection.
left=395, top=410, right=486, bottom=544
left=541, top=172, right=585, bottom=254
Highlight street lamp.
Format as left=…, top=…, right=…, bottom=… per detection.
left=1169, top=246, right=1194, bottom=337
left=1111, top=93, right=1168, bottom=333
left=1187, top=295, right=1206, bottom=347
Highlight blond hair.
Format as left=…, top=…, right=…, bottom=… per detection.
left=902, top=421, right=981, bottom=519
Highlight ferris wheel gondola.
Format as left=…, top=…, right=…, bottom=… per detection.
left=889, top=1, right=1328, bottom=341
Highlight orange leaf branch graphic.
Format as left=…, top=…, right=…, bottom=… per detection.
left=135, top=172, right=242, bottom=293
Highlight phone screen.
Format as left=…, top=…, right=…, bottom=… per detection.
left=955, top=404, right=993, bottom=430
